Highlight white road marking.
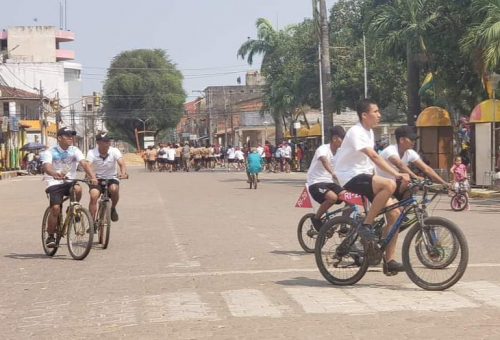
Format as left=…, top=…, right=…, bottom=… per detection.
left=221, top=289, right=282, bottom=317
left=143, top=292, right=216, bottom=322
left=285, top=287, right=368, bottom=314
left=455, top=281, right=500, bottom=307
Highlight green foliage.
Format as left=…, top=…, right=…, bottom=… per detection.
left=103, top=49, right=186, bottom=148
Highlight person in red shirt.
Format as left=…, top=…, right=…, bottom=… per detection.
left=264, top=140, right=272, bottom=172
left=296, top=143, right=303, bottom=171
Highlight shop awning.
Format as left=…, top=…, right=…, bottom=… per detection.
left=308, top=124, right=321, bottom=136
left=416, top=107, right=452, bottom=127
left=469, top=99, right=500, bottom=123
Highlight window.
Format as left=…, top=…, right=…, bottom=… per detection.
left=3, top=102, right=9, bottom=116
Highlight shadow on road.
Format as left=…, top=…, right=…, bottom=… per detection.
left=275, top=276, right=420, bottom=291
left=270, top=250, right=310, bottom=258
left=4, top=252, right=69, bottom=260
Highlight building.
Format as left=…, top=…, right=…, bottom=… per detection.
left=0, top=26, right=83, bottom=138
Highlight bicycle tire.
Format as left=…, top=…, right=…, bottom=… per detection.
left=415, top=225, right=459, bottom=269
left=450, top=194, right=468, bottom=212
left=99, top=201, right=111, bottom=249
left=402, top=217, right=468, bottom=291
left=315, top=216, right=369, bottom=286
left=41, top=207, right=59, bottom=256
left=297, top=213, right=317, bottom=253
left=67, top=206, right=94, bottom=260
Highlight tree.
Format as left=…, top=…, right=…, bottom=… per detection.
left=461, top=0, right=500, bottom=74
left=366, top=0, right=444, bottom=125
left=103, top=49, right=186, bottom=148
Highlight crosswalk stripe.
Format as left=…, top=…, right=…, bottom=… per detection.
left=143, top=292, right=216, bottom=322
left=348, top=286, right=477, bottom=312
left=455, top=281, right=500, bottom=307
left=221, top=289, right=282, bottom=317
left=285, top=287, right=369, bottom=314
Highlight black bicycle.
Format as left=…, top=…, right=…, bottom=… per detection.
left=450, top=179, right=469, bottom=212
left=41, top=179, right=94, bottom=260
left=315, top=180, right=468, bottom=291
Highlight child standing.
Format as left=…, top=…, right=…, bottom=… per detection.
left=450, top=156, right=470, bottom=210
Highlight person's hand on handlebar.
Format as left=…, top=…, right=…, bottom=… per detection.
left=397, top=173, right=411, bottom=183
left=118, top=173, right=129, bottom=179
left=90, top=177, right=98, bottom=186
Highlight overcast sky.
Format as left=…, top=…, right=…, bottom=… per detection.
left=1, top=1, right=335, bottom=100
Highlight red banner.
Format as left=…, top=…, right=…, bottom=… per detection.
left=295, top=187, right=313, bottom=208
left=339, top=191, right=366, bottom=206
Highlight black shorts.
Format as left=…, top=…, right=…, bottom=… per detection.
left=393, top=179, right=405, bottom=201
left=265, top=157, right=272, bottom=164
left=344, top=174, right=375, bottom=202
left=158, top=158, right=167, bottom=164
left=89, top=178, right=119, bottom=194
left=309, top=182, right=344, bottom=204
left=175, top=157, right=181, bottom=164
left=45, top=182, right=80, bottom=206
left=283, top=157, right=292, bottom=164
left=228, top=158, right=235, bottom=163
left=167, top=159, right=175, bottom=165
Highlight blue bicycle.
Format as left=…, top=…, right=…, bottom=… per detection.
left=315, top=180, right=468, bottom=291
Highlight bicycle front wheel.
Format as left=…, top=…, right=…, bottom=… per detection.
left=297, top=213, right=317, bottom=253
left=67, top=206, right=94, bottom=260
left=450, top=194, right=468, bottom=212
left=315, top=216, right=368, bottom=286
left=99, top=201, right=111, bottom=249
left=402, top=217, right=468, bottom=291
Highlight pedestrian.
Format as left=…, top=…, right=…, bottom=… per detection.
left=450, top=156, right=470, bottom=211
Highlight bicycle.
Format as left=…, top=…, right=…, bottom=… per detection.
left=248, top=172, right=258, bottom=189
left=41, top=179, right=94, bottom=260
left=450, top=179, right=469, bottom=212
left=315, top=180, right=468, bottom=291
left=26, top=161, right=39, bottom=175
left=94, top=179, right=114, bottom=249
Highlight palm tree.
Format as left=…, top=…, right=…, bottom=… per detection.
left=461, top=0, right=500, bottom=74
left=238, top=18, right=286, bottom=141
left=367, top=0, right=443, bottom=126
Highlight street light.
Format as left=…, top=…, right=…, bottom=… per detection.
left=135, top=117, right=153, bottom=148
left=488, top=72, right=500, bottom=173
left=263, top=121, right=270, bottom=142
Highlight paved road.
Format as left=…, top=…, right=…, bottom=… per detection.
left=1, top=167, right=500, bottom=339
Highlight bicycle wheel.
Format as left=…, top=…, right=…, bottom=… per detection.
left=450, top=194, right=467, bottom=211
left=297, top=213, right=317, bottom=253
left=315, top=216, right=369, bottom=286
left=41, top=207, right=60, bottom=256
left=402, top=217, right=468, bottom=291
left=98, top=201, right=111, bottom=249
left=67, top=206, right=94, bottom=260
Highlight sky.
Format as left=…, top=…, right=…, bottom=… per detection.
left=1, top=0, right=335, bottom=101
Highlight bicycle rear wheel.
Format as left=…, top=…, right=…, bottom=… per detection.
left=41, top=207, right=60, bottom=256
left=315, top=216, right=368, bottom=286
left=297, top=213, right=316, bottom=253
left=98, top=201, right=111, bottom=249
left=67, top=206, right=94, bottom=260
left=402, top=217, right=468, bottom=291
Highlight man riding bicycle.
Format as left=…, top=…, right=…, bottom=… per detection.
left=42, top=127, right=98, bottom=248
left=87, top=133, right=128, bottom=224
left=334, top=99, right=410, bottom=273
left=307, top=126, right=352, bottom=231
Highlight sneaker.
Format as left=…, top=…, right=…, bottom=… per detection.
left=356, top=224, right=378, bottom=241
left=386, top=260, right=405, bottom=273
left=311, top=217, right=323, bottom=232
left=45, top=235, right=56, bottom=248
left=111, top=208, right=119, bottom=222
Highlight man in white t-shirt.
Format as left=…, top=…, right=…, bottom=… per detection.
left=282, top=141, right=292, bottom=173
left=87, top=133, right=128, bottom=224
left=166, top=142, right=177, bottom=172
left=157, top=143, right=168, bottom=171
left=256, top=143, right=265, bottom=160
left=376, top=126, right=449, bottom=200
left=307, top=126, right=351, bottom=231
left=226, top=145, right=236, bottom=171
left=334, top=99, right=410, bottom=273
left=42, top=127, right=98, bottom=248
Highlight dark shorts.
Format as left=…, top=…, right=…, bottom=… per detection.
left=283, top=157, right=292, bottom=164
left=45, top=182, right=79, bottom=206
left=265, top=157, right=272, bottom=164
left=344, top=174, right=375, bottom=202
left=309, top=182, right=344, bottom=204
left=167, top=159, right=175, bottom=165
left=393, top=179, right=405, bottom=201
left=89, top=178, right=120, bottom=194
left=158, top=158, right=167, bottom=164
left=175, top=157, right=181, bottom=164
left=228, top=158, right=235, bottom=163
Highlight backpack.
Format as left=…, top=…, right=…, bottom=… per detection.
left=158, top=148, right=166, bottom=156
left=269, top=145, right=276, bottom=155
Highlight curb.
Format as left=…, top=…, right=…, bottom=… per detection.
left=0, top=171, right=19, bottom=180
left=470, top=189, right=500, bottom=199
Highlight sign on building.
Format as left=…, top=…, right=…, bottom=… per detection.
left=144, top=136, right=155, bottom=148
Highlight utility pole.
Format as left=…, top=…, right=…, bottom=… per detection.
left=363, top=33, right=368, bottom=98
left=38, top=80, right=45, bottom=144
left=208, top=88, right=213, bottom=145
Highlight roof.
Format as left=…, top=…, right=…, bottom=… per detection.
left=416, top=106, right=452, bottom=127
left=470, top=99, right=500, bottom=123
left=0, top=86, right=41, bottom=100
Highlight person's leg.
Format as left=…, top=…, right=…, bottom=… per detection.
left=382, top=197, right=400, bottom=262
left=47, top=204, right=61, bottom=235
left=72, top=184, right=82, bottom=202
left=88, top=188, right=101, bottom=221
left=365, top=176, right=396, bottom=225
left=109, top=184, right=120, bottom=209
left=315, top=191, right=337, bottom=219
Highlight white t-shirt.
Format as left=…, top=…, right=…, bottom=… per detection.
left=27, top=152, right=35, bottom=162
left=334, top=122, right=375, bottom=186
left=166, top=147, right=176, bottom=161
left=282, top=145, right=292, bottom=158
left=376, top=144, right=420, bottom=179
left=257, top=146, right=264, bottom=158
left=227, top=148, right=236, bottom=159
left=275, top=147, right=282, bottom=158
left=42, top=145, right=85, bottom=188
left=306, top=144, right=338, bottom=185
left=159, top=147, right=168, bottom=159
left=235, top=150, right=244, bottom=160
left=86, top=146, right=123, bottom=180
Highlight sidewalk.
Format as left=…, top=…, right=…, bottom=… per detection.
left=470, top=187, right=500, bottom=198
left=0, top=170, right=19, bottom=180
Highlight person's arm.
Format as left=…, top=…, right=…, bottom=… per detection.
left=413, top=159, right=448, bottom=185
left=43, top=163, right=64, bottom=179
left=387, top=155, right=421, bottom=180
left=117, top=157, right=128, bottom=178
left=80, top=159, right=98, bottom=185
left=318, top=156, right=336, bottom=179
left=361, top=147, right=410, bottom=182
